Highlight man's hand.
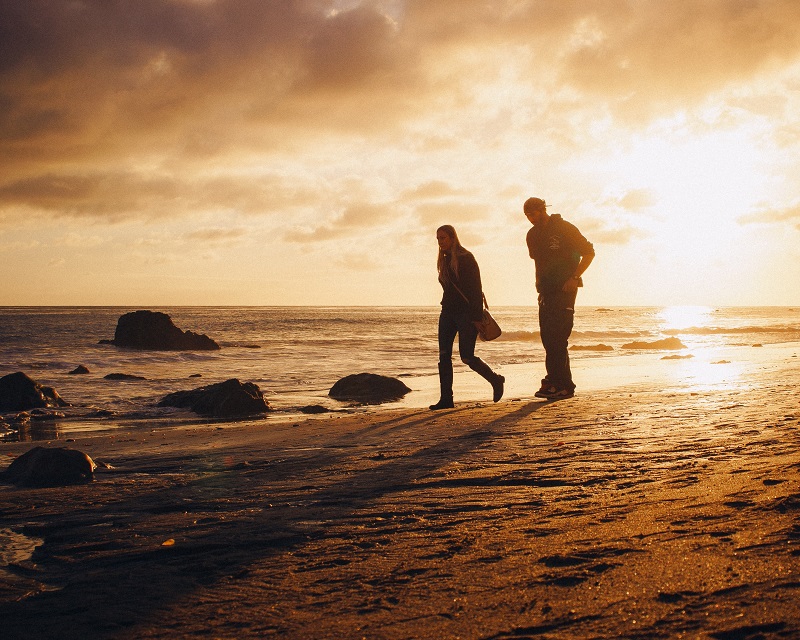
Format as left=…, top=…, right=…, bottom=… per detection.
left=562, top=277, right=579, bottom=293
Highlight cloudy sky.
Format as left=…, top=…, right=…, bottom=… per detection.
left=3, top=0, right=800, bottom=306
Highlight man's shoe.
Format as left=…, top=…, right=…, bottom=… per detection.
left=492, top=375, right=505, bottom=402
left=429, top=398, right=455, bottom=410
left=534, top=384, right=557, bottom=399
left=535, top=385, right=575, bottom=400
left=544, top=387, right=575, bottom=400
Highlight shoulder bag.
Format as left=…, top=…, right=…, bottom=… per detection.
left=451, top=282, right=502, bottom=341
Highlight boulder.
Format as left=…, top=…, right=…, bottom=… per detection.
left=621, top=337, right=687, bottom=350
left=570, top=344, right=614, bottom=351
left=100, top=310, right=220, bottom=351
left=0, top=372, right=69, bottom=412
left=104, top=373, right=146, bottom=381
left=68, top=365, right=90, bottom=375
left=329, top=373, right=411, bottom=403
left=1, top=446, right=95, bottom=487
left=299, top=404, right=331, bottom=414
left=158, top=378, right=272, bottom=418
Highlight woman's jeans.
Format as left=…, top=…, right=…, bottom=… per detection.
left=437, top=308, right=497, bottom=398
left=538, top=290, right=577, bottom=391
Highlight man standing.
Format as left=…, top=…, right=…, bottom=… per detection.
left=524, top=197, right=595, bottom=399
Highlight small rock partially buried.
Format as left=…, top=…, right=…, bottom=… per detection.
left=159, top=378, right=272, bottom=418
left=299, top=404, right=332, bottom=414
left=329, top=373, right=411, bottom=403
left=622, top=337, right=687, bottom=350
left=0, top=372, right=69, bottom=411
left=570, top=344, right=614, bottom=351
left=0, top=446, right=96, bottom=487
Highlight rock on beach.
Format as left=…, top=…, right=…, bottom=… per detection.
left=329, top=373, right=411, bottom=403
left=0, top=446, right=96, bottom=487
left=0, top=372, right=69, bottom=412
left=158, top=378, right=272, bottom=418
left=622, top=336, right=687, bottom=350
left=100, top=310, right=220, bottom=351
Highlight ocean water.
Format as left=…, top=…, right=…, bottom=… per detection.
left=1, top=306, right=799, bottom=439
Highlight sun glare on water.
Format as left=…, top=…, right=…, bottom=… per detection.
left=658, top=305, right=713, bottom=331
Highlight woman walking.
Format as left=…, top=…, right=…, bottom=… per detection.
left=431, top=225, right=504, bottom=410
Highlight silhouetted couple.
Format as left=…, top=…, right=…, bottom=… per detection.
left=431, top=197, right=594, bottom=410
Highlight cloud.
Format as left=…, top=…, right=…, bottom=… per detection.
left=0, top=171, right=321, bottom=222
left=301, top=4, right=402, bottom=92
left=552, top=0, right=800, bottom=121
left=284, top=202, right=394, bottom=242
left=580, top=215, right=648, bottom=245
left=0, top=173, right=181, bottom=221
left=335, top=252, right=380, bottom=270
left=413, top=201, right=488, bottom=227
left=738, top=202, right=800, bottom=226
left=401, top=180, right=464, bottom=201
left=601, top=189, right=657, bottom=212
left=56, top=232, right=107, bottom=248
left=588, top=224, right=647, bottom=245
left=4, top=0, right=800, bottom=231
left=5, top=1, right=800, bottom=149
left=185, top=227, right=247, bottom=243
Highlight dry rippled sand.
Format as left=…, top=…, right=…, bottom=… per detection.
left=1, top=353, right=799, bottom=639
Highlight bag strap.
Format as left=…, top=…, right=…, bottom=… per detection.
left=450, top=279, right=489, bottom=311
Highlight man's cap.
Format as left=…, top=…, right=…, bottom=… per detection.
left=523, top=197, right=547, bottom=213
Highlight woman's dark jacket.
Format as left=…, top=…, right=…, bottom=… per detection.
left=439, top=251, right=483, bottom=322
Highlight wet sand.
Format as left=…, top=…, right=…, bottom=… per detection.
left=1, top=346, right=799, bottom=639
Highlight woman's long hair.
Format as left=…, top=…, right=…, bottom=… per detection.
left=437, top=225, right=469, bottom=284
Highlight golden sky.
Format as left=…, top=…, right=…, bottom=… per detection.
left=3, top=0, right=800, bottom=306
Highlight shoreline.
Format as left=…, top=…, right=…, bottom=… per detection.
left=5, top=339, right=797, bottom=441
left=1, top=343, right=799, bottom=638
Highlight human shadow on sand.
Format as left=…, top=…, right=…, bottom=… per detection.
left=0, top=402, right=548, bottom=638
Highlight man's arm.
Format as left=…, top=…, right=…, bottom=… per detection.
left=572, top=253, right=594, bottom=280
left=562, top=232, right=594, bottom=292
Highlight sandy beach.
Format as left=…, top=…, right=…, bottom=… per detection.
left=1, top=344, right=799, bottom=639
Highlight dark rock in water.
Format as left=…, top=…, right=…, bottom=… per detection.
left=329, top=373, right=411, bottom=403
left=0, top=372, right=69, bottom=411
left=158, top=378, right=272, bottom=418
left=68, top=365, right=90, bottom=375
left=189, top=373, right=202, bottom=378
left=1, top=446, right=95, bottom=487
left=100, top=310, right=220, bottom=351
left=299, top=404, right=331, bottom=414
left=104, top=373, right=147, bottom=381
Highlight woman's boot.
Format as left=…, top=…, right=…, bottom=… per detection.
left=430, top=361, right=455, bottom=410
left=467, top=358, right=505, bottom=403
